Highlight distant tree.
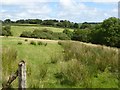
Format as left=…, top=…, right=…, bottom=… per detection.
left=41, top=20, right=55, bottom=26
left=73, top=23, right=79, bottom=28
left=56, top=22, right=63, bottom=27
left=72, top=29, right=91, bottom=42
left=1, top=25, right=12, bottom=36
left=4, top=19, right=11, bottom=24
left=80, top=22, right=91, bottom=29
left=20, top=28, right=70, bottom=40
left=20, top=31, right=32, bottom=37
left=16, top=19, right=25, bottom=24
left=91, top=17, right=120, bottom=47
left=63, top=29, right=73, bottom=38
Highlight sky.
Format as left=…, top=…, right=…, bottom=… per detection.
left=0, top=0, right=119, bottom=23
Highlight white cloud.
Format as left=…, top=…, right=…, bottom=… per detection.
left=24, top=3, right=52, bottom=15
left=69, top=0, right=119, bottom=2
left=1, top=0, right=59, bottom=5
left=1, top=0, right=119, bottom=5
left=1, top=0, right=118, bottom=22
left=57, top=0, right=118, bottom=22
left=1, top=1, right=52, bottom=20
left=112, top=8, right=118, bottom=13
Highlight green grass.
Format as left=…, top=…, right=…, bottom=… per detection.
left=1, top=37, right=119, bottom=88
left=11, top=25, right=73, bottom=37
left=56, top=41, right=119, bottom=88
left=1, top=37, right=64, bottom=88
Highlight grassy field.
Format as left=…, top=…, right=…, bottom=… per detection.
left=11, top=25, right=73, bottom=37
left=1, top=36, right=119, bottom=88
left=1, top=37, right=64, bottom=88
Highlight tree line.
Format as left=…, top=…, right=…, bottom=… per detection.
left=1, top=17, right=120, bottom=48
left=1, top=19, right=100, bottom=29
left=72, top=17, right=120, bottom=48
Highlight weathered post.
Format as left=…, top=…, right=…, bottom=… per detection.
left=18, top=60, right=26, bottom=90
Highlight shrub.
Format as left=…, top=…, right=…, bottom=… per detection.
left=30, top=41, right=36, bottom=45
left=90, top=17, right=120, bottom=48
left=44, top=43, right=47, bottom=46
left=80, top=22, right=91, bottom=29
left=2, top=25, right=12, bottom=36
left=20, top=28, right=70, bottom=40
left=17, top=41, right=22, bottom=45
left=25, top=39, right=28, bottom=42
left=58, top=41, right=62, bottom=45
left=72, top=29, right=91, bottom=43
left=37, top=41, right=43, bottom=45
left=20, top=31, right=32, bottom=38
left=63, top=29, right=73, bottom=38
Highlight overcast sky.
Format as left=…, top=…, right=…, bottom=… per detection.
left=0, top=0, right=119, bottom=23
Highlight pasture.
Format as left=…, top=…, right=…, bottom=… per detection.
left=11, top=25, right=73, bottom=37
left=1, top=36, right=119, bottom=88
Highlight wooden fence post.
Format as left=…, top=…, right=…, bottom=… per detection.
left=18, top=60, right=26, bottom=90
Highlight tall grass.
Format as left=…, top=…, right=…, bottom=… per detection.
left=2, top=46, right=18, bottom=87
left=57, top=41, right=119, bottom=88
left=28, top=63, right=48, bottom=88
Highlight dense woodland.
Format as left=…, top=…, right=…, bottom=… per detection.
left=1, top=17, right=120, bottom=48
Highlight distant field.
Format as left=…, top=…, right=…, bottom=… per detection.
left=11, top=25, right=73, bottom=37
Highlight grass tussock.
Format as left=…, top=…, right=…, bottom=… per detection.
left=2, top=47, right=18, bottom=86
left=56, top=41, right=119, bottom=88
left=58, top=59, right=88, bottom=86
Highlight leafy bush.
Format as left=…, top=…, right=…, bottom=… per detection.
left=37, top=41, right=43, bottom=45
left=80, top=22, right=91, bottom=29
left=20, top=31, right=32, bottom=38
left=58, top=41, right=62, bottom=45
left=71, top=17, right=120, bottom=48
left=30, top=41, right=36, bottom=45
left=44, top=43, right=47, bottom=46
left=25, top=39, right=28, bottom=42
left=72, top=29, right=91, bottom=43
left=58, top=33, right=70, bottom=40
left=17, top=41, right=22, bottom=45
left=63, top=29, right=73, bottom=38
left=20, top=28, right=70, bottom=40
left=1, top=25, right=12, bottom=36
left=90, top=17, right=120, bottom=48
